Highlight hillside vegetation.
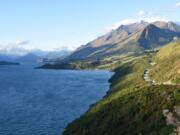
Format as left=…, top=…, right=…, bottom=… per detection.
left=39, top=54, right=141, bottom=70
left=150, top=41, right=180, bottom=83
left=63, top=42, right=180, bottom=135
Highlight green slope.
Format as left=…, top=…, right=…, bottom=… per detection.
left=39, top=54, right=141, bottom=70
left=150, top=41, right=180, bottom=83
left=62, top=44, right=180, bottom=135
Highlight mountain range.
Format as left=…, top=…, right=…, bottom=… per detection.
left=67, top=21, right=180, bottom=60
left=0, top=48, right=72, bottom=64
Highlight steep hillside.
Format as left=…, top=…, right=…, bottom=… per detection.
left=153, top=21, right=180, bottom=32
left=63, top=44, right=180, bottom=135
left=137, top=24, right=179, bottom=49
left=68, top=21, right=148, bottom=60
left=68, top=21, right=180, bottom=60
left=150, top=41, right=180, bottom=83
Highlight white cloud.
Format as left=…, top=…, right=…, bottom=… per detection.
left=105, top=19, right=135, bottom=32
left=49, top=45, right=77, bottom=52
left=105, top=17, right=168, bottom=32
left=0, top=40, right=33, bottom=56
left=15, top=40, right=30, bottom=46
left=137, top=10, right=152, bottom=17
left=140, top=16, right=168, bottom=22
left=105, top=10, right=168, bottom=32
left=138, top=10, right=146, bottom=16
left=176, top=2, right=180, bottom=8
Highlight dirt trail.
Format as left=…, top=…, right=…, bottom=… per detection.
left=143, top=61, right=180, bottom=86
left=144, top=61, right=180, bottom=134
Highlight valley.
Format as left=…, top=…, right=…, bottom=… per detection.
left=1, top=1, right=180, bottom=135
left=0, top=20, right=180, bottom=135
left=36, top=21, right=180, bottom=135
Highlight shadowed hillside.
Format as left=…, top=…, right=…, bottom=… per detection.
left=68, top=21, right=180, bottom=60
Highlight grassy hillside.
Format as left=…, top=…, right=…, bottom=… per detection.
left=63, top=50, right=180, bottom=135
left=150, top=41, right=180, bottom=83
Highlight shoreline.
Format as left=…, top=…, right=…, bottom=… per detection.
left=61, top=69, right=115, bottom=134
left=62, top=52, right=180, bottom=135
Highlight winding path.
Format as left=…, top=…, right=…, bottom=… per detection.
left=143, top=61, right=180, bottom=134
left=143, top=62, right=180, bottom=86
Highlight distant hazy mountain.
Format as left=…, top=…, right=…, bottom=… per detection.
left=0, top=54, right=14, bottom=61
left=0, top=47, right=73, bottom=64
left=44, top=49, right=71, bottom=59
left=30, top=49, right=49, bottom=57
left=16, top=53, right=39, bottom=63
left=175, top=21, right=180, bottom=26
left=68, top=21, right=180, bottom=60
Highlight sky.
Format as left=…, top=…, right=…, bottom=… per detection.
left=0, top=0, right=180, bottom=53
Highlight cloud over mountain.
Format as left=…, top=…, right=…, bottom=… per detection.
left=15, top=40, right=30, bottom=46
left=176, top=2, right=180, bottom=8
left=0, top=40, right=31, bottom=56
left=105, top=10, right=169, bottom=32
left=105, top=17, right=168, bottom=32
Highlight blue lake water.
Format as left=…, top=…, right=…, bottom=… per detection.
left=0, top=65, right=112, bottom=135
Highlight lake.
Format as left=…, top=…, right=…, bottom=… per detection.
left=0, top=65, right=112, bottom=135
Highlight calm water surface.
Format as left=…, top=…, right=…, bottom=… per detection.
left=0, top=65, right=112, bottom=135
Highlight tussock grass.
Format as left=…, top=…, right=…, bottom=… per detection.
left=150, top=41, right=180, bottom=83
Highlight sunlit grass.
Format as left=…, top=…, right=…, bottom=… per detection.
left=63, top=42, right=180, bottom=135
left=150, top=41, right=180, bottom=83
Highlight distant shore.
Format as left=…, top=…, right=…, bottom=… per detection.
left=0, top=61, right=20, bottom=65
